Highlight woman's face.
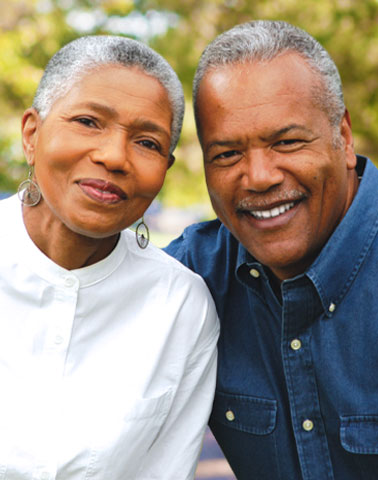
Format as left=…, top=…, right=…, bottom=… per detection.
left=22, top=65, right=173, bottom=238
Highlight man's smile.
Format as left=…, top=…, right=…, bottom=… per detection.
left=248, top=201, right=295, bottom=219
left=236, top=190, right=307, bottom=222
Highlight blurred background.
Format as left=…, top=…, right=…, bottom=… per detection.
left=1, top=0, right=378, bottom=477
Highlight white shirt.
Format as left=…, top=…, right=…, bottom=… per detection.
left=0, top=195, right=219, bottom=480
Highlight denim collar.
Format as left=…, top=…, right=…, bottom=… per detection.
left=306, top=156, right=378, bottom=316
left=236, top=156, right=378, bottom=316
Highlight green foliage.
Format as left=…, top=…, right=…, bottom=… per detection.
left=1, top=0, right=377, bottom=207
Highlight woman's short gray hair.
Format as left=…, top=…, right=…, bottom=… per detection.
left=33, top=35, right=185, bottom=153
left=193, top=20, right=345, bottom=128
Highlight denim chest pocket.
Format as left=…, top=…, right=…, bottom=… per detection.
left=340, top=415, right=378, bottom=454
left=211, top=390, right=277, bottom=435
left=210, top=391, right=279, bottom=479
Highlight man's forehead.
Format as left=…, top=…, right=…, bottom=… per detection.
left=199, top=53, right=319, bottom=100
left=195, top=54, right=334, bottom=147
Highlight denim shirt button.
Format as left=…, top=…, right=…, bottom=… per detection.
left=249, top=268, right=260, bottom=278
left=302, top=419, right=314, bottom=431
left=225, top=410, right=235, bottom=421
left=290, top=339, right=302, bottom=351
left=328, top=302, right=336, bottom=312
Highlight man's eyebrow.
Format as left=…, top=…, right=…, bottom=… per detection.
left=205, top=139, right=243, bottom=154
left=261, top=124, right=313, bottom=142
left=205, top=124, right=313, bottom=153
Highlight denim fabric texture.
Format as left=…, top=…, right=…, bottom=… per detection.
left=165, top=156, right=378, bottom=479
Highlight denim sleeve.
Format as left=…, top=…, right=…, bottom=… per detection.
left=163, top=233, right=189, bottom=265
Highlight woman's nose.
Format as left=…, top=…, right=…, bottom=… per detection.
left=91, top=131, right=130, bottom=173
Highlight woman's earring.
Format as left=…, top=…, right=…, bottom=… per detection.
left=136, top=217, right=150, bottom=249
left=17, top=166, right=41, bottom=207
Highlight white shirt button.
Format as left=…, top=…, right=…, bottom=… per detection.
left=290, top=339, right=302, bottom=351
left=64, top=277, right=75, bottom=288
left=55, top=335, right=63, bottom=345
left=225, top=410, right=235, bottom=421
left=302, top=419, right=314, bottom=431
left=329, top=302, right=336, bottom=312
left=249, top=268, right=260, bottom=278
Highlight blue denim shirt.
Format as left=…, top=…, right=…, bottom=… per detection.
left=165, top=156, right=378, bottom=480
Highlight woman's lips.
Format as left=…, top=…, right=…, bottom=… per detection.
left=78, top=179, right=127, bottom=204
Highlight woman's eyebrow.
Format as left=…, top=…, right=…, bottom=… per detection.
left=75, top=102, right=118, bottom=117
left=129, top=119, right=170, bottom=139
left=72, top=102, right=171, bottom=141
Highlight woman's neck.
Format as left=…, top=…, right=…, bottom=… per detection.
left=22, top=203, right=120, bottom=270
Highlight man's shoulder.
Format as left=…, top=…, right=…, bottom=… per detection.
left=166, top=218, right=223, bottom=247
left=164, top=218, right=240, bottom=282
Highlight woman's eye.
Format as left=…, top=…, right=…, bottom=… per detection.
left=74, top=117, right=97, bottom=128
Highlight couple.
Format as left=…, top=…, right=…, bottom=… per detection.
left=1, top=19, right=377, bottom=480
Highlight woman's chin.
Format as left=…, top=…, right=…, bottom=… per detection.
left=63, top=217, right=127, bottom=240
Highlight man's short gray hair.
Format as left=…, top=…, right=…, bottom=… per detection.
left=33, top=35, right=185, bottom=153
left=193, top=20, right=345, bottom=129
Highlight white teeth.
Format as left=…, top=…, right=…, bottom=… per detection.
left=250, top=202, right=295, bottom=219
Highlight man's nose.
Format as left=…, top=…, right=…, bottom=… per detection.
left=91, top=131, right=130, bottom=173
left=242, top=149, right=284, bottom=192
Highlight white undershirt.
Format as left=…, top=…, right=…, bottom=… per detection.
left=0, top=195, right=219, bottom=480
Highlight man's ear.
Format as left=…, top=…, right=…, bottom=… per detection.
left=168, top=154, right=175, bottom=169
left=340, top=109, right=356, bottom=170
left=21, top=108, right=41, bottom=166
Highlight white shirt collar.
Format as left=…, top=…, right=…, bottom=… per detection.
left=11, top=194, right=128, bottom=288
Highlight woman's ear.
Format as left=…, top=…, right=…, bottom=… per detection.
left=22, top=108, right=41, bottom=166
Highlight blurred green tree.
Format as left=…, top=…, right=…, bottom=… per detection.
left=1, top=0, right=377, bottom=211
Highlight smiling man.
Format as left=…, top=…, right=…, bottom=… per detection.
left=165, top=21, right=378, bottom=480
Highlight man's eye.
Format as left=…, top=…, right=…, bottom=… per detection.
left=274, top=139, right=307, bottom=150
left=277, top=139, right=299, bottom=145
left=138, top=139, right=160, bottom=151
left=214, top=150, right=240, bottom=160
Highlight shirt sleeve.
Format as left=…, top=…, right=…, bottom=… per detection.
left=134, top=283, right=219, bottom=479
left=164, top=232, right=191, bottom=267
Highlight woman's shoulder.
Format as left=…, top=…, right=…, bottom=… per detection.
left=0, top=193, right=18, bottom=209
left=118, top=229, right=219, bottom=338
left=121, top=228, right=214, bottom=294
left=0, top=194, right=21, bottom=235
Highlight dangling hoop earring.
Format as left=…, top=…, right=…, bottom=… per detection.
left=136, top=217, right=150, bottom=249
left=17, top=165, right=41, bottom=207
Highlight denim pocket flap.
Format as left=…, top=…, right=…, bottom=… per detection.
left=211, top=391, right=277, bottom=435
left=340, top=415, right=378, bottom=454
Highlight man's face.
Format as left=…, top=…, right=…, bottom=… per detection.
left=197, top=53, right=358, bottom=281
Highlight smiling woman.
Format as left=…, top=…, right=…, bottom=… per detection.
left=22, top=64, right=174, bottom=263
left=0, top=36, right=219, bottom=480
